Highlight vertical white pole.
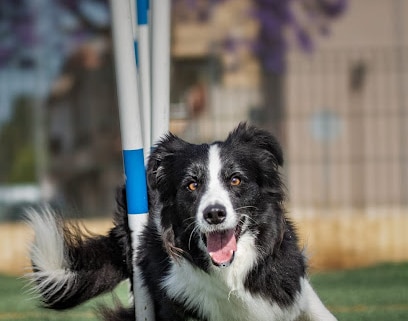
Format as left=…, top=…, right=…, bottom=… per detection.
left=129, top=0, right=139, bottom=65
left=110, top=1, right=155, bottom=320
left=137, top=0, right=152, bottom=153
left=151, top=0, right=171, bottom=144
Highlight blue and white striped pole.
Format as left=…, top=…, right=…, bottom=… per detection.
left=151, top=0, right=171, bottom=143
left=136, top=0, right=152, bottom=153
left=110, top=1, right=154, bottom=320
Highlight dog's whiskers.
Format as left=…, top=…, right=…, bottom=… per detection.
left=234, top=205, right=259, bottom=212
left=182, top=217, right=196, bottom=226
left=188, top=226, right=200, bottom=250
left=184, top=219, right=197, bottom=232
left=239, top=213, right=257, bottom=226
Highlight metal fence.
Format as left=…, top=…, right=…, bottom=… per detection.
left=285, top=47, right=408, bottom=211
left=1, top=46, right=407, bottom=218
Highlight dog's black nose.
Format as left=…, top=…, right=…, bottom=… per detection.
left=203, top=205, right=226, bottom=225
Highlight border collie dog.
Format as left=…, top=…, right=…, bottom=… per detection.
left=27, top=123, right=337, bottom=321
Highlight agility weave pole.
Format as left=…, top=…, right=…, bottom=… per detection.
left=151, top=0, right=171, bottom=143
left=110, top=0, right=170, bottom=320
left=136, top=0, right=151, bottom=152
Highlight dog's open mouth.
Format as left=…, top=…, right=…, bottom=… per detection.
left=204, top=220, right=244, bottom=268
left=206, top=229, right=236, bottom=267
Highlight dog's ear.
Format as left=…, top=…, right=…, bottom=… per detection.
left=147, top=133, right=189, bottom=190
left=226, top=122, right=283, bottom=167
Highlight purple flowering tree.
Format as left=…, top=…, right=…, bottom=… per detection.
left=0, top=0, right=109, bottom=69
left=0, top=0, right=110, bottom=184
left=1, top=0, right=346, bottom=139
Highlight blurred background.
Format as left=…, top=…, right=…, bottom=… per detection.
left=1, top=0, right=408, bottom=277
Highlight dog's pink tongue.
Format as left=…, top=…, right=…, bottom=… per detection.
left=207, top=229, right=237, bottom=265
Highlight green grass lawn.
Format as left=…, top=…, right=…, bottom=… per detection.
left=0, top=276, right=129, bottom=321
left=1, top=262, right=407, bottom=320
left=311, top=262, right=408, bottom=321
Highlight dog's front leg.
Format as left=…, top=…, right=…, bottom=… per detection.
left=299, top=279, right=338, bottom=321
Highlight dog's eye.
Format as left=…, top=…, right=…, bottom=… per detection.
left=187, top=181, right=198, bottom=191
left=230, top=176, right=241, bottom=186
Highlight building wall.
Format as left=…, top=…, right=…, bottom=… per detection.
left=285, top=0, right=408, bottom=208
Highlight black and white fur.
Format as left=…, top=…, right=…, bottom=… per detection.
left=27, top=123, right=337, bottom=321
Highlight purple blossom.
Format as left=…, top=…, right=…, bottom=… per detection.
left=0, top=0, right=109, bottom=67
left=253, top=0, right=346, bottom=72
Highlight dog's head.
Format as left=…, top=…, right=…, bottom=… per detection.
left=147, top=123, right=285, bottom=269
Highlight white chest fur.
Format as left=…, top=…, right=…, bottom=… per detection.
left=160, top=233, right=303, bottom=321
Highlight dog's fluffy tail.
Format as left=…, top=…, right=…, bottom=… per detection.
left=26, top=206, right=130, bottom=310
left=98, top=304, right=135, bottom=321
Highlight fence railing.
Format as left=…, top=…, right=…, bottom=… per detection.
left=285, top=47, right=408, bottom=209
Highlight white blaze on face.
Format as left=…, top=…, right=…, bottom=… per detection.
left=197, top=144, right=236, bottom=232
left=196, top=145, right=239, bottom=266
